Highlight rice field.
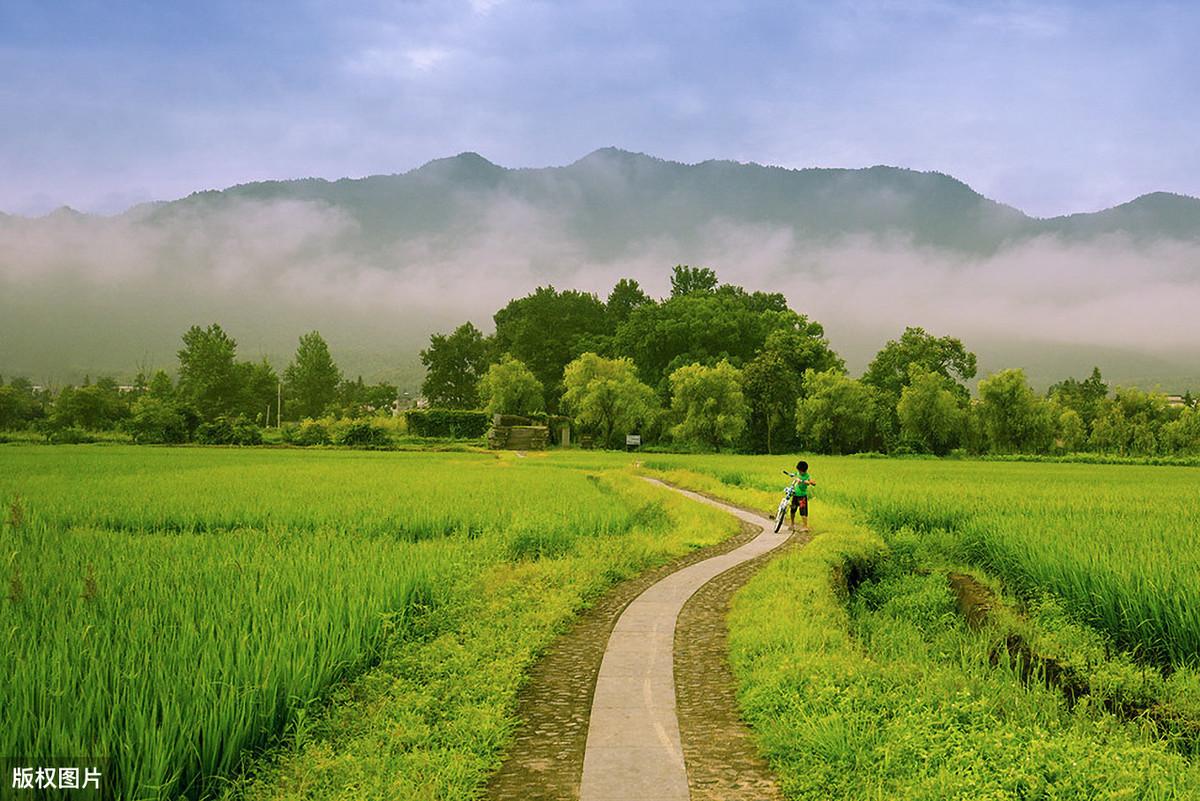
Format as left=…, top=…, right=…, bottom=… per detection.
left=0, top=446, right=717, bottom=800
left=637, top=453, right=1200, bottom=667
left=3, top=445, right=1198, bottom=799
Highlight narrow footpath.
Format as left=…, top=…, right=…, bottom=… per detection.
left=486, top=478, right=794, bottom=801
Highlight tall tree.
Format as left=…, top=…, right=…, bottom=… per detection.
left=1048, top=367, right=1108, bottom=429
left=668, top=360, right=747, bottom=451
left=563, top=353, right=658, bottom=449
left=606, top=278, right=653, bottom=327
left=741, top=349, right=801, bottom=454
left=897, top=367, right=965, bottom=455
left=1162, top=407, right=1200, bottom=454
left=760, top=324, right=845, bottom=395
left=1088, top=386, right=1174, bottom=456
left=493, top=287, right=609, bottom=409
left=0, top=386, right=28, bottom=430
left=284, top=331, right=342, bottom=419
left=478, top=356, right=545, bottom=416
left=795, top=369, right=882, bottom=454
left=613, top=285, right=822, bottom=394
left=669, top=265, right=718, bottom=297
left=977, top=369, right=1055, bottom=453
left=863, top=327, right=977, bottom=403
left=419, top=322, right=494, bottom=408
left=177, top=324, right=239, bottom=420
left=235, top=358, right=279, bottom=423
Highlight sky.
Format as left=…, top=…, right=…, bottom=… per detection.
left=1, top=0, right=1197, bottom=218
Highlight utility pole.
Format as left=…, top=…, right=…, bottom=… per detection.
left=277, top=381, right=282, bottom=428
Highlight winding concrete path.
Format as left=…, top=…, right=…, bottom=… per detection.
left=578, top=480, right=790, bottom=801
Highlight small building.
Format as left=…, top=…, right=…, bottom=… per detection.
left=1166, top=394, right=1187, bottom=408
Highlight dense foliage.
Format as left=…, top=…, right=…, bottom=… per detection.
left=4, top=268, right=1199, bottom=456
left=404, top=409, right=491, bottom=439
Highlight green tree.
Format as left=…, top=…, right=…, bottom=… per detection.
left=420, top=322, right=494, bottom=408
left=0, top=385, right=30, bottom=429
left=741, top=349, right=801, bottom=454
left=284, top=331, right=342, bottom=420
left=897, top=368, right=965, bottom=455
left=478, top=356, right=545, bottom=416
left=1047, top=367, right=1108, bottom=429
left=669, top=264, right=719, bottom=297
left=127, top=396, right=192, bottom=444
left=235, top=359, right=279, bottom=423
left=864, top=328, right=977, bottom=447
left=864, top=327, right=977, bottom=401
left=1089, top=386, right=1174, bottom=456
left=562, top=353, right=658, bottom=448
left=147, top=370, right=175, bottom=399
left=52, top=384, right=123, bottom=430
left=335, top=377, right=399, bottom=417
left=1057, top=408, right=1087, bottom=453
left=606, top=278, right=653, bottom=326
left=760, top=324, right=845, bottom=395
left=493, top=287, right=609, bottom=409
left=795, top=369, right=882, bottom=454
left=1163, top=407, right=1200, bottom=454
left=668, top=360, right=747, bottom=450
left=977, top=369, right=1055, bottom=453
left=177, top=324, right=239, bottom=420
left=614, top=287, right=818, bottom=394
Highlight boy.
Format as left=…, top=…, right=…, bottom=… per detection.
left=785, top=461, right=816, bottom=532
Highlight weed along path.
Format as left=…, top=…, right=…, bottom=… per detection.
left=489, top=478, right=791, bottom=801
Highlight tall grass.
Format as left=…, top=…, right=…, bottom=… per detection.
left=635, top=453, right=1200, bottom=667
left=0, top=447, right=662, bottom=799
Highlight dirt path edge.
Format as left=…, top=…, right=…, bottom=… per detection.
left=484, top=510, right=764, bottom=800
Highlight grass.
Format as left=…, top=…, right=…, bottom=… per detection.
left=635, top=453, right=1200, bottom=668
left=0, top=446, right=736, bottom=800
left=638, top=461, right=1200, bottom=799
left=6, top=445, right=1199, bottom=799
left=226, top=470, right=735, bottom=800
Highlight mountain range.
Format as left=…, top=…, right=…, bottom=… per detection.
left=1, top=148, right=1198, bottom=391
left=145, top=147, right=1200, bottom=253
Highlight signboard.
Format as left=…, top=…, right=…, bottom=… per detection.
left=625, top=434, right=641, bottom=449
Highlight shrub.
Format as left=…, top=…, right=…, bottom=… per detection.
left=293, top=420, right=332, bottom=446
left=45, top=426, right=96, bottom=445
left=336, top=420, right=392, bottom=449
left=127, top=397, right=191, bottom=444
left=196, top=416, right=263, bottom=446
left=405, top=409, right=490, bottom=439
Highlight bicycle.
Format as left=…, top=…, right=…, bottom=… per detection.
left=773, top=470, right=796, bottom=533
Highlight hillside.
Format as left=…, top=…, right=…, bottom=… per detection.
left=1, top=149, right=1198, bottom=390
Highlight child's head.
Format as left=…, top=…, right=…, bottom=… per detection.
left=796, top=460, right=808, bottom=473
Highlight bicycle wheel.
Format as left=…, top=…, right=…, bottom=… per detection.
left=774, top=500, right=787, bottom=533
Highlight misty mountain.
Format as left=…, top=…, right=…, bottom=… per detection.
left=1, top=149, right=1198, bottom=391
left=138, top=148, right=1200, bottom=255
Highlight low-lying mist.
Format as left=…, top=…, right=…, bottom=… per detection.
left=1, top=194, right=1197, bottom=391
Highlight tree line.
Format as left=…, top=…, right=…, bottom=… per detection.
left=0, top=326, right=397, bottom=443
left=421, top=266, right=1200, bottom=456
left=3, top=264, right=1198, bottom=456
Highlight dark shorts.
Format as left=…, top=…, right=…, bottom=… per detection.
left=791, top=495, right=808, bottom=515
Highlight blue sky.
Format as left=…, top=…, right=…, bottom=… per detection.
left=1, top=0, right=1196, bottom=217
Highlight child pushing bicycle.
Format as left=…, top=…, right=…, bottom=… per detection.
left=784, top=461, right=815, bottom=532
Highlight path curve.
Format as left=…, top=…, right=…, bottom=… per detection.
left=579, top=480, right=790, bottom=801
